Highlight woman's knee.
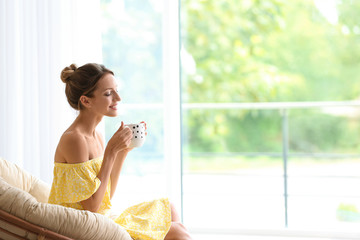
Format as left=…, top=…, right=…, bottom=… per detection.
left=170, top=202, right=181, bottom=222
left=165, top=222, right=192, bottom=240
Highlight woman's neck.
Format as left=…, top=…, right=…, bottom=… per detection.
left=72, top=110, right=103, bottom=137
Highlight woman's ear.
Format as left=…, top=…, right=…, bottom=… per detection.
left=79, top=95, right=92, bottom=108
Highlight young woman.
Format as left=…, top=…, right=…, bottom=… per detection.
left=48, top=63, right=192, bottom=240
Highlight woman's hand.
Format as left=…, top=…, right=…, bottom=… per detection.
left=106, top=121, right=133, bottom=155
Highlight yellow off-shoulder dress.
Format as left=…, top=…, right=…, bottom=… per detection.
left=48, top=157, right=171, bottom=240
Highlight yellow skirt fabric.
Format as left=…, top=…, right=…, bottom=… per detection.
left=114, top=198, right=171, bottom=240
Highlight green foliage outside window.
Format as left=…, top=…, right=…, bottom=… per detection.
left=181, top=0, right=360, bottom=154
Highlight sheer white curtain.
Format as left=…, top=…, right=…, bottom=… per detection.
left=0, top=0, right=102, bottom=184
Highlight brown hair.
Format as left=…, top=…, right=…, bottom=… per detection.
left=61, top=63, right=114, bottom=110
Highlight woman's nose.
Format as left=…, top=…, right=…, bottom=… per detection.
left=115, top=92, right=121, bottom=101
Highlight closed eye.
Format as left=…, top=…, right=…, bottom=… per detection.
left=104, top=89, right=118, bottom=96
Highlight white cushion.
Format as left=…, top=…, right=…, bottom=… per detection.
left=0, top=157, right=49, bottom=203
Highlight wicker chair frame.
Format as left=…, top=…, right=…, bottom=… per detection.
left=0, top=208, right=73, bottom=240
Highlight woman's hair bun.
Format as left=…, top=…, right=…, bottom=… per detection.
left=61, top=64, right=78, bottom=83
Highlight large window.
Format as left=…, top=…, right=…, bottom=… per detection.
left=180, top=0, right=360, bottom=235
left=101, top=0, right=360, bottom=237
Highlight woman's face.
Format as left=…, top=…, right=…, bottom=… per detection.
left=88, top=73, right=121, bottom=117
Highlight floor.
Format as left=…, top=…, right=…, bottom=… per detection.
left=191, top=234, right=345, bottom=240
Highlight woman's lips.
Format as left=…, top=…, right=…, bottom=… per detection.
left=110, top=104, right=117, bottom=110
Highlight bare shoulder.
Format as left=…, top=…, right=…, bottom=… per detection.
left=55, top=131, right=89, bottom=164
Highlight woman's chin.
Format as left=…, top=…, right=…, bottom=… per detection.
left=105, top=111, right=118, bottom=117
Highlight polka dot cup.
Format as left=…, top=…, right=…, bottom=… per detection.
left=124, top=123, right=146, bottom=148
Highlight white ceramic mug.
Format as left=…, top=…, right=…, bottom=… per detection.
left=124, top=123, right=146, bottom=148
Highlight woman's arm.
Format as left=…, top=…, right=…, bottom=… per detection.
left=81, top=149, right=116, bottom=212
left=96, top=129, right=129, bottom=199
left=82, top=122, right=132, bottom=211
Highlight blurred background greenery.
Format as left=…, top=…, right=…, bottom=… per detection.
left=181, top=0, right=360, bottom=103
left=180, top=0, right=360, bottom=157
